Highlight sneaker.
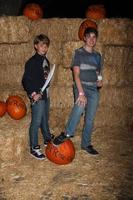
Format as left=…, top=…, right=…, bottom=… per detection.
left=30, top=145, right=46, bottom=160
left=44, top=134, right=55, bottom=146
left=51, top=133, right=55, bottom=140
left=44, top=140, right=50, bottom=146
left=53, top=132, right=72, bottom=145
left=81, top=145, right=99, bottom=155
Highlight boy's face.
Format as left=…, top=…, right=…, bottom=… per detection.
left=34, top=41, right=49, bottom=56
left=84, top=32, right=97, bottom=48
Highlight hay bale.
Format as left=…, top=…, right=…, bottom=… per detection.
left=47, top=43, right=63, bottom=65
left=0, top=43, right=33, bottom=65
left=49, top=86, right=73, bottom=108
left=48, top=18, right=82, bottom=42
left=62, top=18, right=83, bottom=41
left=0, top=16, right=30, bottom=43
left=29, top=19, right=50, bottom=38
left=103, top=46, right=133, bottom=86
left=30, top=19, right=67, bottom=42
left=99, top=86, right=133, bottom=108
left=95, top=105, right=131, bottom=127
left=49, top=107, right=72, bottom=131
left=0, top=64, right=25, bottom=86
left=56, top=66, right=73, bottom=86
left=0, top=114, right=30, bottom=163
left=98, top=19, right=133, bottom=45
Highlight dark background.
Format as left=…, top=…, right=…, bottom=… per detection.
left=0, top=0, right=132, bottom=19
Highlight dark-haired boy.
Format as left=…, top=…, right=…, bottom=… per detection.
left=53, top=28, right=103, bottom=155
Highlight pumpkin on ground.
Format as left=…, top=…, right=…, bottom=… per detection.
left=6, top=95, right=27, bottom=120
left=23, top=3, right=43, bottom=20
left=78, top=19, right=97, bottom=41
left=45, top=139, right=75, bottom=165
left=85, top=4, right=106, bottom=20
left=0, top=101, right=6, bottom=117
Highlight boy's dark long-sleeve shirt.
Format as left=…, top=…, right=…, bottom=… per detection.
left=22, top=53, right=49, bottom=100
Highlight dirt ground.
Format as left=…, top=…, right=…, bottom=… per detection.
left=0, top=126, right=133, bottom=200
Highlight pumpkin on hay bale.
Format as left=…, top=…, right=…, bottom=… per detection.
left=6, top=95, right=27, bottom=120
left=85, top=4, right=106, bottom=20
left=45, top=139, right=75, bottom=165
left=78, top=19, right=97, bottom=41
left=0, top=101, right=6, bottom=117
left=23, top=3, right=43, bottom=20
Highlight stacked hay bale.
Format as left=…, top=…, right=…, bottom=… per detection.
left=96, top=19, right=133, bottom=128
left=0, top=17, right=132, bottom=163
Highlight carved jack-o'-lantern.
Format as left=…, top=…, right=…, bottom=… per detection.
left=78, top=19, right=97, bottom=41
left=0, top=101, right=6, bottom=117
left=45, top=139, right=75, bottom=165
left=85, top=4, right=106, bottom=20
left=6, top=95, right=27, bottom=120
left=23, top=3, right=43, bottom=20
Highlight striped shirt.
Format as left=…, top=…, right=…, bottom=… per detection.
left=71, top=47, right=102, bottom=86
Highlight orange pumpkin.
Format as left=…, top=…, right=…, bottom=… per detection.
left=23, top=3, right=43, bottom=20
left=6, top=95, right=27, bottom=120
left=45, top=139, right=75, bottom=165
left=85, top=4, right=106, bottom=20
left=0, top=101, right=6, bottom=117
left=78, top=19, right=97, bottom=41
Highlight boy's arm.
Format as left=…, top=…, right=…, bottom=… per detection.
left=73, top=66, right=87, bottom=107
left=22, top=62, right=36, bottom=97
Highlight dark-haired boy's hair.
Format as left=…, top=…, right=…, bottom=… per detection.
left=84, top=28, right=98, bottom=38
left=34, top=34, right=50, bottom=46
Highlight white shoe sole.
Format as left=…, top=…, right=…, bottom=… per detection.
left=30, top=153, right=46, bottom=160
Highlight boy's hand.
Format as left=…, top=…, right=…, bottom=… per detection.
left=97, top=80, right=103, bottom=88
left=32, top=93, right=42, bottom=101
left=75, top=95, right=87, bottom=107
left=31, top=92, right=42, bottom=102
left=44, top=72, right=48, bottom=79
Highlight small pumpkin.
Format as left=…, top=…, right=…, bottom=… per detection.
left=6, top=95, right=27, bottom=120
left=85, top=4, right=106, bottom=20
left=45, top=139, right=75, bottom=165
left=78, top=19, right=97, bottom=41
left=0, top=101, right=6, bottom=117
left=23, top=3, right=43, bottom=20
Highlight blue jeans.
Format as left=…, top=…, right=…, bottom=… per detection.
left=65, top=85, right=99, bottom=148
left=29, top=98, right=51, bottom=148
